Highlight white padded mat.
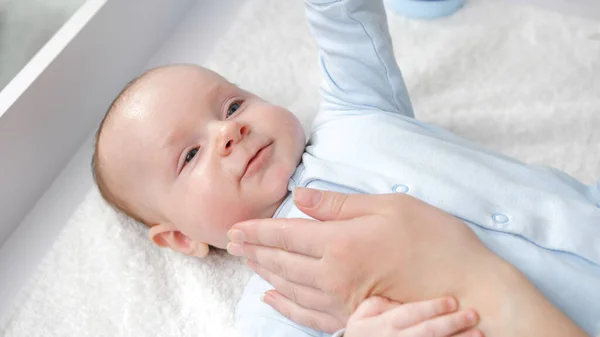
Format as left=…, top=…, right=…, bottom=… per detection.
left=1, top=0, right=599, bottom=336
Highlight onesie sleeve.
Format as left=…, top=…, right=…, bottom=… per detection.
left=305, top=0, right=414, bottom=121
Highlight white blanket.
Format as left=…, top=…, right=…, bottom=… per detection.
left=1, top=0, right=599, bottom=336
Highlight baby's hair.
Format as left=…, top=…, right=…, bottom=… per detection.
left=91, top=71, right=153, bottom=227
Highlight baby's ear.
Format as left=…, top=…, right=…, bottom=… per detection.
left=148, top=225, right=210, bottom=258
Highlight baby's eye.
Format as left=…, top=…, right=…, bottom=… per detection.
left=226, top=101, right=242, bottom=118
left=185, top=148, right=199, bottom=164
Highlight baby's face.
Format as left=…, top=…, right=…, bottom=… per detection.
left=100, top=66, right=305, bottom=249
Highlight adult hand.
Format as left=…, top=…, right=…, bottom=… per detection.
left=227, top=187, right=495, bottom=331
left=228, top=188, right=589, bottom=337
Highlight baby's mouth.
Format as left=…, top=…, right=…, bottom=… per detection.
left=242, top=141, right=273, bottom=180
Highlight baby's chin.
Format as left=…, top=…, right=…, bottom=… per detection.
left=212, top=191, right=290, bottom=251
left=207, top=164, right=296, bottom=251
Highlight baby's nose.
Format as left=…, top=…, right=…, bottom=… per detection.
left=218, top=121, right=248, bottom=157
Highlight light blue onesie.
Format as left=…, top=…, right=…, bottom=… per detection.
left=236, top=0, right=600, bottom=336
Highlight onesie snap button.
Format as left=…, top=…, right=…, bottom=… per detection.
left=492, top=213, right=509, bottom=224
left=392, top=184, right=409, bottom=194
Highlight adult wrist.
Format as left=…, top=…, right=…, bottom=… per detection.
left=456, top=255, right=587, bottom=337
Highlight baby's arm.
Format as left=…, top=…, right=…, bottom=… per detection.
left=336, top=297, right=481, bottom=337
left=306, top=0, right=414, bottom=122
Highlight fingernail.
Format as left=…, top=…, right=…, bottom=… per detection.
left=261, top=292, right=276, bottom=307
left=226, top=241, right=244, bottom=256
left=227, top=229, right=245, bottom=242
left=465, top=310, right=478, bottom=324
left=293, top=187, right=322, bottom=208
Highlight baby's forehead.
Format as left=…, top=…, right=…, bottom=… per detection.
left=116, top=65, right=227, bottom=117
left=101, top=65, right=230, bottom=162
left=138, top=65, right=228, bottom=91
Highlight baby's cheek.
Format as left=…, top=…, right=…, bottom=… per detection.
left=203, top=194, right=251, bottom=229
left=265, top=164, right=292, bottom=195
left=179, top=188, right=223, bottom=235
left=180, top=202, right=229, bottom=247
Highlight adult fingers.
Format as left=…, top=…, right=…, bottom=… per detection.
left=292, top=187, right=400, bottom=222
left=390, top=297, right=458, bottom=329
left=246, top=259, right=331, bottom=311
left=399, top=309, right=479, bottom=337
left=230, top=217, right=329, bottom=258
left=233, top=243, right=321, bottom=289
left=262, top=290, right=344, bottom=333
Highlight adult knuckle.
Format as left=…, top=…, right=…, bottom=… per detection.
left=242, top=244, right=257, bottom=261
left=270, top=254, right=287, bottom=279
left=385, top=193, right=415, bottom=216
left=281, top=232, right=294, bottom=252
left=274, top=223, right=291, bottom=250
left=327, top=237, right=353, bottom=261
left=291, top=310, right=319, bottom=331
left=305, top=314, right=323, bottom=331
left=286, top=283, right=299, bottom=303
left=323, top=273, right=346, bottom=294
left=299, top=270, right=320, bottom=292
left=328, top=193, right=349, bottom=218
left=278, top=264, right=289, bottom=281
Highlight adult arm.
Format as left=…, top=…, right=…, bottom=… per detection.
left=227, top=188, right=589, bottom=337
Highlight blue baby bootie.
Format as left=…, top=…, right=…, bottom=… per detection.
left=385, top=0, right=465, bottom=19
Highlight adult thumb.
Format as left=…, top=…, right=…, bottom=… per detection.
left=293, top=187, right=390, bottom=221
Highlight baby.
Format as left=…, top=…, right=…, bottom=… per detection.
left=92, top=0, right=600, bottom=336
left=93, top=64, right=304, bottom=256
